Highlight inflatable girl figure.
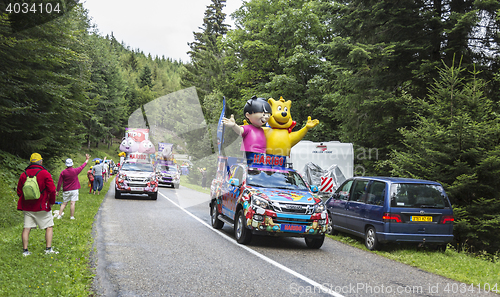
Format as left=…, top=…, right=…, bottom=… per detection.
left=223, top=96, right=271, bottom=154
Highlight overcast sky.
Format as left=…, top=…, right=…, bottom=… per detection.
left=82, top=0, right=243, bottom=62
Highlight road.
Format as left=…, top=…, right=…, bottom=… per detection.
left=91, top=182, right=497, bottom=297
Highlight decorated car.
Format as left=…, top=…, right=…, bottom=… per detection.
left=156, top=161, right=180, bottom=189
left=209, top=155, right=328, bottom=248
left=115, top=160, right=158, bottom=200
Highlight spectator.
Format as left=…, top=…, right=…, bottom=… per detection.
left=92, top=157, right=106, bottom=195
left=102, top=161, right=107, bottom=182
left=103, top=161, right=109, bottom=182
left=17, top=153, right=58, bottom=256
left=198, top=167, right=207, bottom=189
left=56, top=154, right=90, bottom=220
left=87, top=166, right=94, bottom=194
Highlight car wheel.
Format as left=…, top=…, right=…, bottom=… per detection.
left=234, top=209, right=252, bottom=244
left=305, top=235, right=325, bottom=249
left=149, top=192, right=158, bottom=200
left=365, top=226, right=379, bottom=251
left=326, top=213, right=338, bottom=235
left=210, top=200, right=224, bottom=229
left=114, top=189, right=121, bottom=199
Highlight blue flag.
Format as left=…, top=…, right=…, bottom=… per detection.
left=216, top=97, right=226, bottom=155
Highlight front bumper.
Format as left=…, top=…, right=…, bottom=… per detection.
left=158, top=177, right=179, bottom=185
left=244, top=208, right=328, bottom=236
left=115, top=179, right=158, bottom=194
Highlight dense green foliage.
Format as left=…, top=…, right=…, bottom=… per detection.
left=183, top=0, right=500, bottom=255
left=0, top=3, right=184, bottom=161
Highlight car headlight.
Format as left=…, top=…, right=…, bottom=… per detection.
left=252, top=196, right=269, bottom=209
left=118, top=173, right=127, bottom=180
left=314, top=202, right=326, bottom=213
left=149, top=175, right=156, bottom=182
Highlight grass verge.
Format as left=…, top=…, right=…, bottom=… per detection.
left=180, top=175, right=210, bottom=194
left=328, top=233, right=500, bottom=291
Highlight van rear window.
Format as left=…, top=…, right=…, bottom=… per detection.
left=390, top=183, right=450, bottom=208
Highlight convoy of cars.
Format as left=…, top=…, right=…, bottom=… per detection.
left=113, top=144, right=454, bottom=252
left=325, top=176, right=454, bottom=251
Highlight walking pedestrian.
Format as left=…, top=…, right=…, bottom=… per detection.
left=56, top=154, right=90, bottom=220
left=17, top=153, right=58, bottom=256
left=87, top=166, right=94, bottom=194
left=92, top=157, right=106, bottom=195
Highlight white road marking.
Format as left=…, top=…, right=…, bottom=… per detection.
left=159, top=191, right=344, bottom=297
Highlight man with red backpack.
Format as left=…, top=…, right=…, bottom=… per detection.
left=17, top=153, right=58, bottom=256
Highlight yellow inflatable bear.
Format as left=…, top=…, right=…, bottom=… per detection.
left=263, top=97, right=319, bottom=156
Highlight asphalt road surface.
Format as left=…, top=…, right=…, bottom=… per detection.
left=91, top=181, right=498, bottom=297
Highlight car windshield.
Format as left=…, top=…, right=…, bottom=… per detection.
left=390, top=183, right=449, bottom=208
left=157, top=165, right=177, bottom=172
left=246, top=167, right=309, bottom=190
left=122, top=162, right=154, bottom=172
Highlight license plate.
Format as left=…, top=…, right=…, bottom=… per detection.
left=411, top=216, right=432, bottom=222
left=280, top=224, right=306, bottom=233
left=130, top=187, right=143, bottom=192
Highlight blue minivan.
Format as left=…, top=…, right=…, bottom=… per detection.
left=325, top=177, right=454, bottom=251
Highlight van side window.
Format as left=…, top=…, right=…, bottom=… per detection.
left=350, top=180, right=369, bottom=202
left=336, top=180, right=353, bottom=201
left=367, top=181, right=386, bottom=206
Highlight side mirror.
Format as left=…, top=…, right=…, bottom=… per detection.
left=229, top=178, right=240, bottom=187
left=310, top=185, right=319, bottom=193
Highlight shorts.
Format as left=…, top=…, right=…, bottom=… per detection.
left=62, top=189, right=79, bottom=203
left=24, top=211, right=54, bottom=229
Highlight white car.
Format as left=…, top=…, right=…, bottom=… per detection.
left=156, top=164, right=180, bottom=189
left=115, top=161, right=158, bottom=200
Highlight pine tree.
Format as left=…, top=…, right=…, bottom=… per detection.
left=384, top=60, right=500, bottom=254
left=182, top=0, right=229, bottom=100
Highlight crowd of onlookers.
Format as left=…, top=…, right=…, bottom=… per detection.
left=16, top=153, right=116, bottom=256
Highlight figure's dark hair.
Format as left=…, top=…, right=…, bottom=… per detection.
left=243, top=95, right=271, bottom=119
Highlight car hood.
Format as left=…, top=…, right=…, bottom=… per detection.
left=121, top=170, right=154, bottom=178
left=159, top=170, right=176, bottom=175
left=253, top=187, right=319, bottom=204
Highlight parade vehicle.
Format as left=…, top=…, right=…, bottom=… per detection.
left=209, top=154, right=328, bottom=248
left=156, top=162, right=180, bottom=189
left=115, top=160, right=158, bottom=200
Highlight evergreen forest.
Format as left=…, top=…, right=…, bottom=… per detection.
left=1, top=0, right=500, bottom=256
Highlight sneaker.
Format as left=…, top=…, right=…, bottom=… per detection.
left=57, top=215, right=62, bottom=219
left=23, top=250, right=31, bottom=256
left=70, top=216, right=75, bottom=220
left=45, top=248, right=59, bottom=254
